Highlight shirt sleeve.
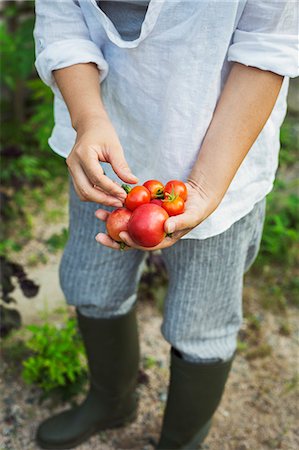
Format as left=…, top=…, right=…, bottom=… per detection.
left=33, top=0, right=109, bottom=97
left=227, top=0, right=299, bottom=77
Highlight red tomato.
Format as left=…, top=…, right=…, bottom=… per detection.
left=164, top=180, right=188, bottom=201
left=143, top=180, right=164, bottom=199
left=106, top=208, right=132, bottom=242
left=128, top=204, right=169, bottom=247
left=122, top=185, right=151, bottom=211
left=150, top=199, right=163, bottom=207
left=162, top=196, right=185, bottom=216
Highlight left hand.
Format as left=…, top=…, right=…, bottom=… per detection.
left=95, top=181, right=218, bottom=251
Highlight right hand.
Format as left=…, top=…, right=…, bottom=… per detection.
left=66, top=116, right=138, bottom=206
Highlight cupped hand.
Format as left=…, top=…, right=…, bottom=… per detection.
left=66, top=116, right=138, bottom=206
left=95, top=181, right=219, bottom=251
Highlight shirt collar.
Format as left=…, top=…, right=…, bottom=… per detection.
left=90, top=0, right=165, bottom=48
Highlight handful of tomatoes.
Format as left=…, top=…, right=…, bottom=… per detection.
left=106, top=179, right=187, bottom=248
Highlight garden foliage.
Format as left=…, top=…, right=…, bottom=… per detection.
left=23, top=320, right=87, bottom=398
left=1, top=1, right=66, bottom=335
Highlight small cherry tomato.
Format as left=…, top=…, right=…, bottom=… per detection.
left=143, top=180, right=164, bottom=199
left=150, top=199, right=163, bottom=207
left=122, top=184, right=151, bottom=211
left=106, top=208, right=132, bottom=242
left=128, top=203, right=169, bottom=247
left=164, top=180, right=188, bottom=201
left=162, top=196, right=185, bottom=216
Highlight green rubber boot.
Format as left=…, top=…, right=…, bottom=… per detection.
left=157, top=348, right=233, bottom=449
left=36, top=307, right=139, bottom=449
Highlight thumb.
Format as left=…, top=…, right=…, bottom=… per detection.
left=164, top=211, right=198, bottom=234
left=109, top=147, right=138, bottom=184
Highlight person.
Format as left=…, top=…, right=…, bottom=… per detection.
left=33, top=1, right=298, bottom=448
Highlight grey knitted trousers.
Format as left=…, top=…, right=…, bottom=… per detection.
left=60, top=181, right=266, bottom=361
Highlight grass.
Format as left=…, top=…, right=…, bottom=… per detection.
left=143, top=355, right=158, bottom=369
left=46, top=228, right=69, bottom=253
left=246, top=343, right=273, bottom=360
left=27, top=252, right=48, bottom=267
left=284, top=374, right=299, bottom=394
left=278, top=319, right=292, bottom=337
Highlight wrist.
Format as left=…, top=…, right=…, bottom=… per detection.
left=187, top=171, right=222, bottom=208
left=72, top=108, right=109, bottom=134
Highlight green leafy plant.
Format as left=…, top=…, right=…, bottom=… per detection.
left=257, top=114, right=299, bottom=267
left=258, top=185, right=299, bottom=266
left=279, top=118, right=299, bottom=166
left=23, top=320, right=87, bottom=399
left=0, top=2, right=65, bottom=250
left=46, top=228, right=69, bottom=253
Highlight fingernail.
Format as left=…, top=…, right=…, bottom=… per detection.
left=119, top=232, right=128, bottom=244
left=167, top=222, right=175, bottom=233
left=125, top=171, right=138, bottom=181
left=113, top=201, right=123, bottom=207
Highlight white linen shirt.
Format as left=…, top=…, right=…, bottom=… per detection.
left=34, top=0, right=299, bottom=239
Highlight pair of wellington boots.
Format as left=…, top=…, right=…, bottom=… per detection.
left=36, top=307, right=233, bottom=449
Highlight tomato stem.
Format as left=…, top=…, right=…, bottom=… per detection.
left=119, top=242, right=127, bottom=251
left=122, top=184, right=132, bottom=194
left=154, top=188, right=165, bottom=199
left=163, top=188, right=178, bottom=203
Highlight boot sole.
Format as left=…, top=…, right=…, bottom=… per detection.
left=36, top=407, right=137, bottom=450
left=181, top=420, right=211, bottom=449
left=157, top=420, right=211, bottom=449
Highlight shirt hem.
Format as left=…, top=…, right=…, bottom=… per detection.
left=48, top=136, right=69, bottom=158
left=182, top=190, right=270, bottom=241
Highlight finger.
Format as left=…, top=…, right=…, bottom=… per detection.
left=81, top=155, right=127, bottom=200
left=119, top=231, right=174, bottom=251
left=95, top=209, right=111, bottom=222
left=169, top=229, right=191, bottom=241
left=108, top=146, right=139, bottom=184
left=164, top=211, right=198, bottom=234
left=95, top=233, right=121, bottom=250
left=70, top=167, right=123, bottom=207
